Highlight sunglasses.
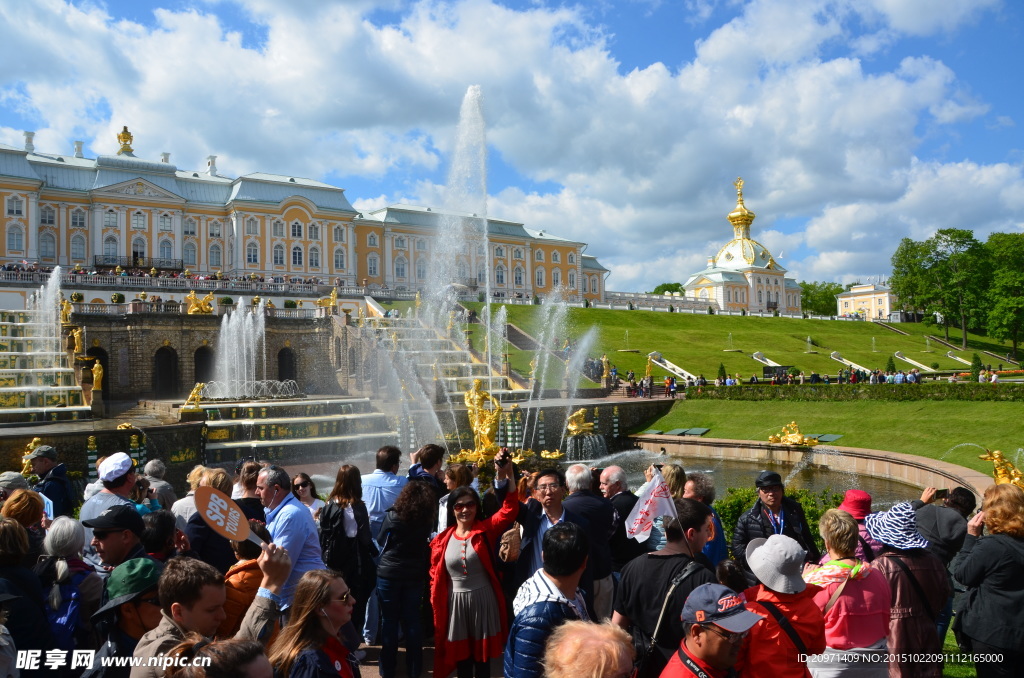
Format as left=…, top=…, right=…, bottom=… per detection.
left=294, top=481, right=310, bottom=489
left=332, top=589, right=353, bottom=604
left=701, top=624, right=747, bottom=643
left=453, top=501, right=476, bottom=510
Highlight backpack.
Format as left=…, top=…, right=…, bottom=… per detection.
left=34, top=556, right=92, bottom=650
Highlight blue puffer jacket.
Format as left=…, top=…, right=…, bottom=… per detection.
left=503, top=599, right=577, bottom=678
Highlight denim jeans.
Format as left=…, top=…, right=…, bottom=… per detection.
left=377, top=575, right=424, bottom=678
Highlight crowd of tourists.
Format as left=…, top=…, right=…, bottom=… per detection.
left=0, top=442, right=1020, bottom=678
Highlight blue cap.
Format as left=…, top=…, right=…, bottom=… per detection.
left=681, top=583, right=764, bottom=633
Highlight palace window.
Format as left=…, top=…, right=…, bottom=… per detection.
left=71, top=210, right=86, bottom=229
left=591, top=277, right=599, bottom=294
left=552, top=269, right=561, bottom=287
left=159, top=240, right=172, bottom=259
left=273, top=244, right=285, bottom=266
left=104, top=211, right=117, bottom=228
left=416, top=258, right=426, bottom=279
left=210, top=244, right=222, bottom=267
left=477, top=244, right=485, bottom=255
left=6, top=196, right=23, bottom=216
left=132, top=212, right=146, bottom=230
left=495, top=265, right=506, bottom=285
left=309, top=223, right=320, bottom=240
left=368, top=233, right=378, bottom=247
left=334, top=248, right=346, bottom=270
left=247, top=242, right=258, bottom=264
left=758, top=290, right=763, bottom=303
left=568, top=271, right=576, bottom=289
left=514, top=248, right=523, bottom=259
left=103, top=236, right=117, bottom=257
left=726, top=290, right=732, bottom=302
left=159, top=214, right=172, bottom=231
left=40, top=206, right=55, bottom=225
left=184, top=242, right=196, bottom=266
left=132, top=238, right=146, bottom=260
left=495, top=246, right=505, bottom=258
left=209, top=221, right=222, bottom=238
left=700, top=289, right=708, bottom=300
left=292, top=245, right=303, bottom=267
left=184, top=218, right=197, bottom=236
left=552, top=252, right=560, bottom=264
left=291, top=222, right=303, bottom=239
left=70, top=234, right=85, bottom=260
left=395, top=256, right=407, bottom=278
left=535, top=267, right=545, bottom=288
left=367, top=254, right=379, bottom=277
left=416, top=239, right=426, bottom=251
left=477, top=269, right=485, bottom=285
left=246, top=218, right=259, bottom=235
left=333, top=225, right=344, bottom=242
left=310, top=247, right=320, bottom=268
left=395, top=237, right=406, bottom=249
left=514, top=267, right=523, bottom=287
left=273, top=220, right=285, bottom=237
left=39, top=232, right=55, bottom=259
left=568, top=253, right=575, bottom=264
left=535, top=250, right=544, bottom=262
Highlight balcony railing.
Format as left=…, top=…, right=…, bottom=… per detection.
left=93, top=256, right=184, bottom=270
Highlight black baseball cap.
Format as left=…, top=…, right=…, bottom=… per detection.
left=82, top=505, right=145, bottom=537
left=755, top=470, right=783, bottom=488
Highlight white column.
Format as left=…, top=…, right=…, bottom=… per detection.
left=91, top=206, right=103, bottom=262
left=118, top=208, right=127, bottom=259
left=26, top=192, right=39, bottom=260
left=58, top=202, right=67, bottom=266
left=172, top=212, right=182, bottom=260
left=383, top=230, right=392, bottom=285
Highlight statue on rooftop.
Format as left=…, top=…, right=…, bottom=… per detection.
left=116, top=126, right=134, bottom=155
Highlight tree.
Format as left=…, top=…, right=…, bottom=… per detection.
left=652, top=282, right=683, bottom=295
left=717, top=363, right=727, bottom=381
left=971, top=353, right=984, bottom=382
left=985, top=232, right=1024, bottom=359
left=885, top=356, right=897, bottom=373
left=799, top=281, right=845, bottom=316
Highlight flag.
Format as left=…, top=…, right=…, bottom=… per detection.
left=626, top=466, right=678, bottom=542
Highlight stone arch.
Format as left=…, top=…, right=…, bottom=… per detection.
left=278, top=347, right=297, bottom=382
left=194, top=345, right=215, bottom=384
left=153, top=347, right=179, bottom=398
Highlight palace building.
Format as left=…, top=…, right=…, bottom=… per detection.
left=0, top=128, right=608, bottom=301
left=683, top=179, right=802, bottom=314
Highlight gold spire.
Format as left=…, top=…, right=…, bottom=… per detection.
left=116, top=126, right=134, bottom=155
left=727, top=176, right=755, bottom=239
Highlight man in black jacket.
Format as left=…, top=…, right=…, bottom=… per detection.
left=563, top=463, right=616, bottom=620
left=600, top=466, right=649, bottom=572
left=731, top=471, right=820, bottom=578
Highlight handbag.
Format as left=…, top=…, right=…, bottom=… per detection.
left=498, top=522, right=522, bottom=562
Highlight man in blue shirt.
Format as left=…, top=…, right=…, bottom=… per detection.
left=361, top=446, right=408, bottom=644
left=256, top=465, right=323, bottom=606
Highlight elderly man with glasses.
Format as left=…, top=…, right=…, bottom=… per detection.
left=256, top=464, right=323, bottom=607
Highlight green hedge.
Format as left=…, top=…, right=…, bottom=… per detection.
left=714, top=486, right=844, bottom=555
left=686, top=382, right=1024, bottom=402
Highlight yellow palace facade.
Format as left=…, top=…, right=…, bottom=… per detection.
left=0, top=129, right=607, bottom=302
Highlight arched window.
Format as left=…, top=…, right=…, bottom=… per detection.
left=700, top=289, right=708, bottom=300
left=568, top=271, right=576, bottom=289
left=132, top=238, right=146, bottom=260
left=395, top=256, right=407, bottom=278
left=416, top=258, right=426, bottom=279
left=273, top=220, right=285, bottom=237
left=568, top=253, right=575, bottom=264
left=308, top=223, right=320, bottom=240
left=395, top=237, right=406, bottom=249
left=159, top=239, right=173, bottom=259
left=210, top=244, right=222, bottom=267
left=495, top=246, right=504, bottom=257
left=535, top=267, right=545, bottom=288
left=514, top=248, right=523, bottom=259
left=495, top=265, right=506, bottom=285
left=184, top=218, right=197, bottom=236
left=552, top=269, right=561, bottom=286
left=535, top=250, right=544, bottom=262
left=552, top=251, right=560, bottom=263
left=39, top=232, right=56, bottom=259
left=291, top=245, right=303, bottom=267
left=71, top=209, right=86, bottom=229
left=514, top=266, right=524, bottom=286
left=477, top=268, right=485, bottom=285
left=184, top=242, right=196, bottom=266
left=291, top=221, right=303, bottom=239
left=367, top=254, right=379, bottom=277
left=273, top=244, right=285, bottom=266
left=726, top=289, right=732, bottom=302
left=246, top=242, right=258, bottom=264
left=246, top=218, right=258, bottom=235
left=368, top=233, right=378, bottom=247
left=334, top=248, right=346, bottom=270
left=758, top=290, right=763, bottom=303
left=39, top=206, right=55, bottom=226
left=333, top=225, right=344, bottom=242
left=103, top=236, right=118, bottom=257
left=309, top=247, right=320, bottom=268
left=71, top=235, right=86, bottom=260
left=591, top=277, right=599, bottom=294
left=775, top=291, right=780, bottom=303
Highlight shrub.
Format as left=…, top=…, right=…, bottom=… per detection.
left=284, top=299, right=297, bottom=309
left=717, top=363, right=727, bottom=381
left=707, top=306, right=715, bottom=314
left=478, top=292, right=485, bottom=302
left=110, top=293, right=125, bottom=304
left=668, top=305, right=674, bottom=313
left=715, top=486, right=844, bottom=556
left=683, top=382, right=1024, bottom=402
left=219, top=297, right=234, bottom=306
left=788, top=366, right=800, bottom=377
left=930, top=361, right=940, bottom=370
left=885, top=356, right=896, bottom=373
left=971, top=353, right=984, bottom=382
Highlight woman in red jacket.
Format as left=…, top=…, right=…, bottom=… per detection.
left=429, top=455, right=518, bottom=678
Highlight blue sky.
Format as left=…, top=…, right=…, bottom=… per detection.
left=1, top=0, right=1021, bottom=291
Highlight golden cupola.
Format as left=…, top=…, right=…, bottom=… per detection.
left=727, top=176, right=755, bottom=240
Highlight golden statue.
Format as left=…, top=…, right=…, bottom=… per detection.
left=182, top=383, right=205, bottom=412
left=252, top=296, right=261, bottom=306
left=357, top=307, right=366, bottom=327
left=565, top=408, right=595, bottom=437
left=266, top=299, right=275, bottom=308
left=73, top=327, right=84, bottom=354
left=463, top=379, right=503, bottom=457
left=21, top=437, right=43, bottom=474
left=316, top=288, right=338, bottom=308
left=185, top=291, right=214, bottom=314
left=768, top=421, right=819, bottom=447
left=979, top=449, right=1023, bottom=488
left=92, top=361, right=104, bottom=391
left=529, top=356, right=538, bottom=380
left=415, top=292, right=422, bottom=315
left=116, top=126, right=134, bottom=155
left=60, top=299, right=73, bottom=325
left=540, top=449, right=564, bottom=460
left=645, top=355, right=653, bottom=378
left=601, top=354, right=610, bottom=379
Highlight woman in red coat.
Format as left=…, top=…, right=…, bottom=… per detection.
left=429, top=455, right=518, bottom=678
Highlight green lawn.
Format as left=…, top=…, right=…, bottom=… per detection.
left=463, top=303, right=1015, bottom=380
left=646, top=400, right=1014, bottom=474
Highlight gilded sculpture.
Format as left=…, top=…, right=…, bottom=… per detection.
left=60, top=299, right=73, bottom=325
left=182, top=383, right=205, bottom=411
left=768, top=421, right=819, bottom=447
left=186, top=291, right=215, bottom=314
left=116, top=126, right=134, bottom=155
left=91, top=361, right=104, bottom=391
left=565, top=408, right=595, bottom=437
left=463, top=378, right=503, bottom=458
left=601, top=354, right=610, bottom=379
left=980, top=449, right=1024, bottom=490
left=72, top=328, right=84, bottom=354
